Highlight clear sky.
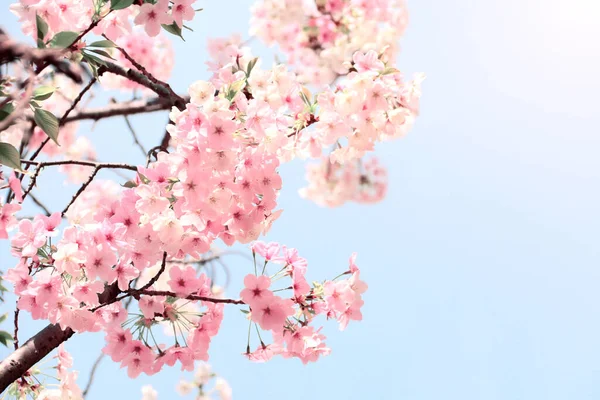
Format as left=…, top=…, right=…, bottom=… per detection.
left=2, top=0, right=600, bottom=399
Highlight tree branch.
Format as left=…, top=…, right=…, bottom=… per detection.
left=97, top=61, right=186, bottom=110
left=62, top=96, right=183, bottom=123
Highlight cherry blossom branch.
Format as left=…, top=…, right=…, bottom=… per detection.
left=0, top=323, right=75, bottom=393
left=97, top=61, right=186, bottom=110
left=139, top=252, right=168, bottom=291
left=62, top=96, right=185, bottom=123
left=109, top=37, right=182, bottom=107
left=21, top=160, right=137, bottom=202
left=135, top=290, right=245, bottom=305
left=59, top=162, right=137, bottom=216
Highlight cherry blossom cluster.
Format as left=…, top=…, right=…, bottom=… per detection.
left=200, top=38, right=422, bottom=203
left=250, top=0, right=409, bottom=85
left=242, top=242, right=367, bottom=364
left=141, top=362, right=231, bottom=399
left=10, top=0, right=198, bottom=42
left=299, top=156, right=388, bottom=207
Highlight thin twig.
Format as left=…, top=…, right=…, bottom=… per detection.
left=28, top=192, right=51, bottom=216
left=81, top=353, right=104, bottom=398
left=139, top=252, right=167, bottom=291
left=123, top=115, right=147, bottom=156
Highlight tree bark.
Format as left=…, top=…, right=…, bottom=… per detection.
left=0, top=324, right=74, bottom=393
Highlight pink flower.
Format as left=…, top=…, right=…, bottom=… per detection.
left=103, top=328, right=133, bottom=362
left=37, top=212, right=61, bottom=237
left=324, top=281, right=355, bottom=313
left=139, top=295, right=165, bottom=319
left=167, top=265, right=201, bottom=296
left=353, top=50, right=384, bottom=74
left=121, top=340, right=155, bottom=378
left=240, top=274, right=272, bottom=307
left=134, top=2, right=172, bottom=37
left=338, top=297, right=364, bottom=331
left=8, top=172, right=23, bottom=203
left=72, top=281, right=104, bottom=306
left=251, top=296, right=294, bottom=331
left=54, top=242, right=86, bottom=275
left=0, top=202, right=20, bottom=239
left=171, top=0, right=195, bottom=28
left=250, top=241, right=280, bottom=261
left=114, top=261, right=139, bottom=291
left=11, top=218, right=47, bottom=257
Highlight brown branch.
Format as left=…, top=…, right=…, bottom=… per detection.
left=59, top=162, right=137, bottom=216
left=21, top=159, right=137, bottom=202
left=62, top=96, right=182, bottom=123
left=109, top=36, right=182, bottom=107
left=0, top=324, right=75, bottom=393
left=20, top=159, right=137, bottom=170
left=28, top=193, right=51, bottom=216
left=13, top=307, right=20, bottom=350
left=58, top=77, right=97, bottom=126
left=139, top=252, right=167, bottom=291
left=97, top=61, right=186, bottom=110
left=136, top=290, right=245, bottom=305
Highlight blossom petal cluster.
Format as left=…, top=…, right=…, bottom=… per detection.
left=242, top=242, right=367, bottom=364
left=250, top=0, right=409, bottom=85
left=300, top=156, right=388, bottom=207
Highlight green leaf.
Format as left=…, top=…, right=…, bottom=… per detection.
left=87, top=39, right=116, bottom=48
left=161, top=23, right=185, bottom=41
left=0, top=331, right=13, bottom=347
left=110, top=0, right=134, bottom=10
left=33, top=108, right=60, bottom=145
left=246, top=57, right=258, bottom=77
left=0, top=314, right=7, bottom=325
left=86, top=48, right=116, bottom=60
left=48, top=31, right=79, bottom=48
left=0, top=103, right=15, bottom=121
left=0, top=142, right=22, bottom=171
left=83, top=52, right=106, bottom=65
left=137, top=172, right=150, bottom=184
left=36, top=14, right=48, bottom=46
left=122, top=180, right=137, bottom=188
left=32, top=86, right=55, bottom=101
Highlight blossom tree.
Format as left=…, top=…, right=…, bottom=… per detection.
left=0, top=0, right=423, bottom=398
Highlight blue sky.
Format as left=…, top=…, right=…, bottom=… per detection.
left=2, top=0, right=600, bottom=399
